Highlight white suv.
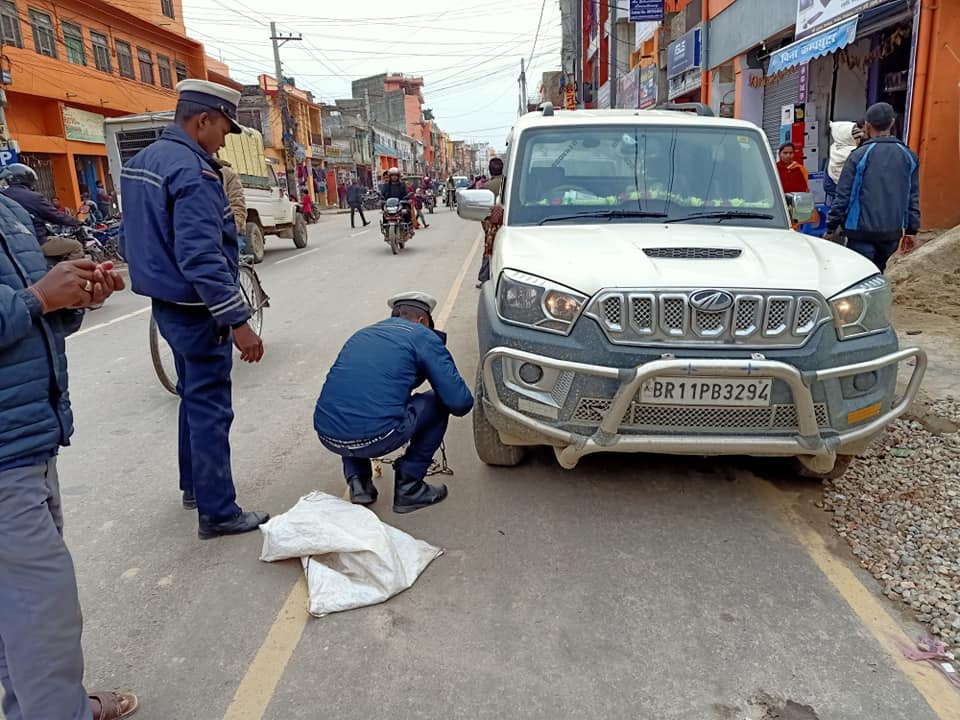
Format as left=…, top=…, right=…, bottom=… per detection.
left=458, top=105, right=925, bottom=478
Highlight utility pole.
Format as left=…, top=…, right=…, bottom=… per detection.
left=269, top=21, right=301, bottom=200
left=518, top=58, right=528, bottom=116
left=574, top=0, right=583, bottom=108
left=609, top=0, right=618, bottom=108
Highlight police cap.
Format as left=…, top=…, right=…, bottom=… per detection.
left=177, top=79, right=242, bottom=134
left=387, top=291, right=438, bottom=317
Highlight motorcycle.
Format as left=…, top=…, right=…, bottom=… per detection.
left=90, top=218, right=124, bottom=262
left=362, top=190, right=382, bottom=211
left=381, top=197, right=413, bottom=255
left=424, top=188, right=436, bottom=214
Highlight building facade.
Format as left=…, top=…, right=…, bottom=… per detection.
left=2, top=0, right=206, bottom=209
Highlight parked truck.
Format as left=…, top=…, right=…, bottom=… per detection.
left=104, top=112, right=308, bottom=263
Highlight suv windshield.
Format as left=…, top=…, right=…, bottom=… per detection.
left=507, top=125, right=788, bottom=228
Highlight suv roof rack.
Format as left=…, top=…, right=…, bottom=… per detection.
left=655, top=102, right=715, bottom=117
left=540, top=102, right=554, bottom=117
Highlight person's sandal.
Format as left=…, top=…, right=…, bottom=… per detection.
left=90, top=691, right=139, bottom=720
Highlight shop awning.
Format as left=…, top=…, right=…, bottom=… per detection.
left=373, top=143, right=399, bottom=158
left=767, top=16, right=859, bottom=76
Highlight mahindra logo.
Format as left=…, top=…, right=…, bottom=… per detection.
left=689, top=289, right=734, bottom=312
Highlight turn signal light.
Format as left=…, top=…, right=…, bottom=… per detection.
left=847, top=402, right=882, bottom=425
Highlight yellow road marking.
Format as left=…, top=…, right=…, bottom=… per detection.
left=752, top=477, right=960, bottom=720
left=220, top=228, right=481, bottom=720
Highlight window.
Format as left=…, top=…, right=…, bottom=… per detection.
left=174, top=60, right=187, bottom=83
left=28, top=8, right=56, bottom=58
left=237, top=109, right=261, bottom=133
left=137, top=47, right=153, bottom=84
left=160, top=0, right=174, bottom=18
left=115, top=40, right=134, bottom=78
left=62, top=21, right=84, bottom=65
left=90, top=30, right=111, bottom=72
left=0, top=1, right=22, bottom=48
left=157, top=54, right=172, bottom=88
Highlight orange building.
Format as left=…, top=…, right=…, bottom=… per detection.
left=2, top=0, right=206, bottom=210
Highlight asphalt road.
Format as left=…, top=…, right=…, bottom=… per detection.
left=43, top=209, right=958, bottom=720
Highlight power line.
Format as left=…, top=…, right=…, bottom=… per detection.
left=528, top=0, right=547, bottom=67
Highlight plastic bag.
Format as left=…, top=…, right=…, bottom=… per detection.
left=259, top=491, right=442, bottom=617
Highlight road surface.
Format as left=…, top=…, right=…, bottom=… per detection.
left=44, top=209, right=958, bottom=720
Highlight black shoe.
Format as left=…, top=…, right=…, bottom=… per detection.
left=363, top=221, right=371, bottom=226
left=182, top=490, right=197, bottom=510
left=393, top=469, right=447, bottom=513
left=198, top=510, right=270, bottom=540
left=347, top=475, right=378, bottom=505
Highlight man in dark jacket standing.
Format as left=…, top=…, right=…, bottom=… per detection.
left=1, top=163, right=83, bottom=259
left=314, top=292, right=474, bottom=513
left=346, top=179, right=369, bottom=229
left=826, top=103, right=920, bottom=271
left=0, top=194, right=137, bottom=720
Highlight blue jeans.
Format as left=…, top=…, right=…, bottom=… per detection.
left=152, top=301, right=242, bottom=522
left=844, top=231, right=902, bottom=272
left=319, top=392, right=449, bottom=481
left=0, top=460, right=92, bottom=720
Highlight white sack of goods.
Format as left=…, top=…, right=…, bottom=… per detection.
left=259, top=491, right=443, bottom=617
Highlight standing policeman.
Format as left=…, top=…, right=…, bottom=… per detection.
left=121, top=80, right=269, bottom=539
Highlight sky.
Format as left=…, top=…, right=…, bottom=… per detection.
left=182, top=0, right=564, bottom=151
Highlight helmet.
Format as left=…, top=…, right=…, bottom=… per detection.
left=0, top=163, right=38, bottom=189
left=388, top=167, right=399, bottom=176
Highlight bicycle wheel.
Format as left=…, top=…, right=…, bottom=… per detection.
left=149, top=312, right=178, bottom=395
left=239, top=265, right=264, bottom=336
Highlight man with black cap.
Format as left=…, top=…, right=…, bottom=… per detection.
left=313, top=292, right=474, bottom=513
left=120, top=79, right=269, bottom=539
left=826, top=102, right=920, bottom=271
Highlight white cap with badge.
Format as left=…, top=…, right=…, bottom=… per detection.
left=387, top=291, right=438, bottom=316
left=176, top=79, right=243, bottom=134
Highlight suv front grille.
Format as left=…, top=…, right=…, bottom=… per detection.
left=585, top=289, right=827, bottom=348
left=643, top=247, right=742, bottom=259
left=571, top=399, right=831, bottom=431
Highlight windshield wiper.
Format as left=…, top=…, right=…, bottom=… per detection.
left=665, top=210, right=775, bottom=223
left=538, top=210, right=668, bottom=225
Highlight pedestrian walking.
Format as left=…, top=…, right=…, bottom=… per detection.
left=475, top=158, right=504, bottom=288
left=95, top=180, right=112, bottom=218
left=337, top=181, right=348, bottom=209
left=347, top=178, right=370, bottom=228
left=776, top=143, right=809, bottom=194
left=413, top=189, right=430, bottom=228
left=314, top=292, right=474, bottom=513
left=826, top=102, right=920, bottom=271
left=824, top=122, right=860, bottom=205
left=0, top=193, right=138, bottom=720
left=120, top=79, right=269, bottom=539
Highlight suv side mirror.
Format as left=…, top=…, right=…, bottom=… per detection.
left=786, top=192, right=815, bottom=224
left=457, top=189, right=495, bottom=222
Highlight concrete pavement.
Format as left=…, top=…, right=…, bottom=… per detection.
left=42, top=209, right=958, bottom=720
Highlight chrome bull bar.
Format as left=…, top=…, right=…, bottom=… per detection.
left=480, top=346, right=927, bottom=470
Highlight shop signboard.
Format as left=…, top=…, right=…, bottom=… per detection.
left=768, top=16, right=859, bottom=75
left=564, top=83, right=577, bottom=110
left=638, top=65, right=657, bottom=109
left=616, top=66, right=640, bottom=109
left=628, top=0, right=663, bottom=22
left=668, top=70, right=702, bottom=100
left=62, top=107, right=106, bottom=144
left=796, top=0, right=890, bottom=39
left=0, top=146, right=19, bottom=167
left=667, top=27, right=701, bottom=79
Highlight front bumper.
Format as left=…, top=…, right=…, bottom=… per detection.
left=480, top=345, right=926, bottom=470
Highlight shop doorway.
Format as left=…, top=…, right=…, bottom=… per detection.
left=873, top=25, right=912, bottom=139
left=74, top=155, right=100, bottom=199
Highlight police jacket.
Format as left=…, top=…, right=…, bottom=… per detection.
left=120, top=125, right=250, bottom=328
left=1, top=184, right=79, bottom=241
left=314, top=317, right=474, bottom=441
left=0, top=195, right=83, bottom=470
left=379, top=181, right=409, bottom=202
left=826, top=136, right=920, bottom=236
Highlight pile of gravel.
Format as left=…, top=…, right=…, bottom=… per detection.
left=821, top=398, right=960, bottom=649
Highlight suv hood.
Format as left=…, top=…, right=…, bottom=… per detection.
left=495, top=224, right=879, bottom=299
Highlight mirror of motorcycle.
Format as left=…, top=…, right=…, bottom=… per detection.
left=457, top=189, right=495, bottom=222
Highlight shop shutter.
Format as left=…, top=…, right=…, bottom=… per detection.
left=19, top=154, right=56, bottom=200
left=761, top=69, right=801, bottom=149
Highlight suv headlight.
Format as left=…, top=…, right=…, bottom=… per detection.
left=497, top=269, right=587, bottom=334
left=829, top=275, right=892, bottom=340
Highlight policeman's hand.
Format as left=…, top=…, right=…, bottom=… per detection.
left=233, top=323, right=264, bottom=363
left=28, top=259, right=99, bottom=312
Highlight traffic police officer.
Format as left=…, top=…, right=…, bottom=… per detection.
left=314, top=292, right=474, bottom=513
left=121, top=80, right=269, bottom=539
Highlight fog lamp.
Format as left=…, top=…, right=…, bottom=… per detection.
left=518, top=363, right=544, bottom=384
left=853, top=371, right=878, bottom=392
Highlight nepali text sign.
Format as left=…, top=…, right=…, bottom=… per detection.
left=62, top=107, right=106, bottom=144
left=768, top=16, right=859, bottom=75
left=638, top=64, right=657, bottom=109
left=629, top=0, right=664, bottom=22
left=796, top=0, right=889, bottom=39
left=667, top=27, right=701, bottom=79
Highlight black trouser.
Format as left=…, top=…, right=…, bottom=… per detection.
left=843, top=230, right=903, bottom=272
left=350, top=206, right=367, bottom=227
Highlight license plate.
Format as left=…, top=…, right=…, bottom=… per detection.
left=639, top=377, right=772, bottom=407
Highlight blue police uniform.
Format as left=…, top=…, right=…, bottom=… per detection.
left=120, top=116, right=251, bottom=525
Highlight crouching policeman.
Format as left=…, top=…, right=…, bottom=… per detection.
left=121, top=80, right=269, bottom=539
left=314, top=292, right=474, bottom=513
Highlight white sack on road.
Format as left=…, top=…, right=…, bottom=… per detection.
left=259, top=491, right=442, bottom=617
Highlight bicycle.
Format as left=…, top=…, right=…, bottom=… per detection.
left=149, top=256, right=270, bottom=395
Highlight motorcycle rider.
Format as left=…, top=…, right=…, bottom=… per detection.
left=379, top=167, right=412, bottom=225
left=0, top=164, right=84, bottom=259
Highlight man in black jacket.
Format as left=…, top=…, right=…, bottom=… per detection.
left=346, top=179, right=369, bottom=229
left=826, top=103, right=920, bottom=272
left=1, top=164, right=83, bottom=258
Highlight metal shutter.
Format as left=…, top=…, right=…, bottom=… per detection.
left=761, top=69, right=801, bottom=149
